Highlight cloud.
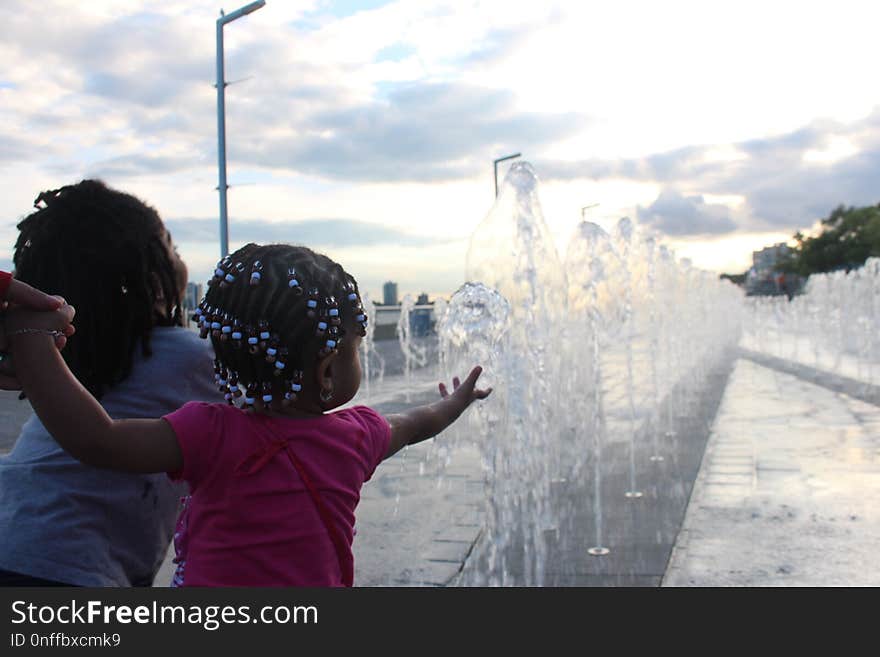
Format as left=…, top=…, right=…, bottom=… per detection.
left=83, top=72, right=189, bottom=108
left=541, top=109, right=880, bottom=232
left=637, top=190, right=738, bottom=236
left=82, top=153, right=208, bottom=179
left=232, top=80, right=586, bottom=182
left=2, top=5, right=210, bottom=103
left=460, top=23, right=541, bottom=67
left=0, top=133, right=35, bottom=166
left=164, top=216, right=450, bottom=249
left=0, top=3, right=590, bottom=186
left=536, top=144, right=717, bottom=184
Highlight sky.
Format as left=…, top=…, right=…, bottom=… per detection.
left=1, top=0, right=879, bottom=301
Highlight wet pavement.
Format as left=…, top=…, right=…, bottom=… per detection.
left=360, top=343, right=880, bottom=587
left=662, top=355, right=880, bottom=586
left=2, top=336, right=878, bottom=587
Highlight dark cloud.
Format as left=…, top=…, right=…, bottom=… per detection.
left=231, top=80, right=586, bottom=183
left=83, top=72, right=187, bottom=108
left=542, top=109, right=880, bottom=233
left=637, top=190, right=737, bottom=236
left=536, top=144, right=711, bottom=184
left=164, top=217, right=450, bottom=249
left=79, top=153, right=206, bottom=179
left=737, top=124, right=826, bottom=159
left=724, top=148, right=880, bottom=229
left=0, top=133, right=35, bottom=165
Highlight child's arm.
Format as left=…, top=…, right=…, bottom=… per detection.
left=384, top=366, right=492, bottom=459
left=6, top=307, right=183, bottom=474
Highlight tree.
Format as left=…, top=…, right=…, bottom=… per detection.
left=776, top=203, right=880, bottom=276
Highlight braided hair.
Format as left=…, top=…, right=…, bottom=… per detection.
left=198, top=243, right=367, bottom=408
left=13, top=179, right=184, bottom=398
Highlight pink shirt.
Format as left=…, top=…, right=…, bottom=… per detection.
left=163, top=402, right=390, bottom=587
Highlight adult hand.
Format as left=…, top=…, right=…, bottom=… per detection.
left=5, top=278, right=64, bottom=311
left=0, top=302, right=76, bottom=391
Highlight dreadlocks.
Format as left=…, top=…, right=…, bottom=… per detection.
left=199, top=243, right=367, bottom=407
left=13, top=179, right=184, bottom=398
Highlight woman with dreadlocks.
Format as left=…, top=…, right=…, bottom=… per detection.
left=7, top=242, right=491, bottom=586
left=0, top=179, right=217, bottom=586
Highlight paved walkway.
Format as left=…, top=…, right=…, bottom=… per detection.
left=662, top=356, right=880, bottom=586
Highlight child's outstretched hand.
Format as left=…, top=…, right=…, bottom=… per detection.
left=384, top=365, right=493, bottom=459
left=438, top=365, right=493, bottom=411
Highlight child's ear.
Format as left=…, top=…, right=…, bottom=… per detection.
left=314, top=350, right=339, bottom=396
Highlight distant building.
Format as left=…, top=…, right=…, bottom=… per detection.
left=183, top=282, right=203, bottom=326
left=412, top=292, right=431, bottom=336
left=752, top=243, right=791, bottom=272
left=383, top=281, right=398, bottom=306
left=184, top=282, right=202, bottom=312
left=747, top=243, right=799, bottom=297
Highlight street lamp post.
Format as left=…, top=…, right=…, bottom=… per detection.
left=216, top=1, right=266, bottom=258
left=493, top=152, right=521, bottom=198
left=581, top=203, right=599, bottom=221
